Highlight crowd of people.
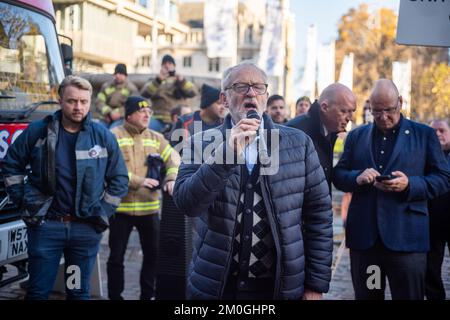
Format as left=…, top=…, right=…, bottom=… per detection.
left=2, top=57, right=449, bottom=301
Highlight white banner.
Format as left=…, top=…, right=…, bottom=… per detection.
left=317, top=41, right=335, bottom=94
left=258, top=0, right=285, bottom=76
left=298, top=24, right=317, bottom=100
left=204, top=0, right=238, bottom=59
left=338, top=52, right=354, bottom=90
left=392, top=60, right=412, bottom=118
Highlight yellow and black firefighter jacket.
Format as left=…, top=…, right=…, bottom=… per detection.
left=111, top=122, right=180, bottom=215
left=95, top=79, right=138, bottom=122
left=140, top=76, right=196, bottom=124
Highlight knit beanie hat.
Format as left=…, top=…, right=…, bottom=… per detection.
left=200, top=84, right=220, bottom=109
left=125, top=96, right=151, bottom=118
left=161, top=54, right=176, bottom=65
left=114, top=63, right=127, bottom=75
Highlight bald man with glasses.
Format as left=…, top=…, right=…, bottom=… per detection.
left=333, top=79, right=450, bottom=300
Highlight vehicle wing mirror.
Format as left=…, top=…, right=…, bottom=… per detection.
left=61, top=43, right=73, bottom=62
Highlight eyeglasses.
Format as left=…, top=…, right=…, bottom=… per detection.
left=370, top=107, right=398, bottom=116
left=370, top=98, right=400, bottom=116
left=138, top=108, right=153, bottom=116
left=225, top=83, right=268, bottom=95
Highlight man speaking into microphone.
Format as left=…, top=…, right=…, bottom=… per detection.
left=173, top=62, right=333, bottom=300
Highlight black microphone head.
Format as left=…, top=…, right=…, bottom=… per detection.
left=246, top=110, right=260, bottom=120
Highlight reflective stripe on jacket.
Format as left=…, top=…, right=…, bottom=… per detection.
left=95, top=79, right=138, bottom=120
left=2, top=110, right=129, bottom=229
left=111, top=122, right=180, bottom=215
left=140, top=77, right=196, bottom=123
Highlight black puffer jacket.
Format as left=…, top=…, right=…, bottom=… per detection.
left=173, top=114, right=333, bottom=299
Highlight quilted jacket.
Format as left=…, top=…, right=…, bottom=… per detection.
left=173, top=113, right=333, bottom=299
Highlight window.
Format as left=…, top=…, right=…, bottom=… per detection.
left=55, top=9, right=64, bottom=30
left=0, top=2, right=64, bottom=110
left=165, top=34, right=173, bottom=44
left=208, top=58, right=220, bottom=72
left=156, top=0, right=166, bottom=17
left=139, top=0, right=148, bottom=8
left=183, top=56, right=192, bottom=68
left=244, top=25, right=253, bottom=44
left=240, top=52, right=253, bottom=61
left=64, top=4, right=81, bottom=31
left=170, top=1, right=178, bottom=21
left=140, top=56, right=151, bottom=67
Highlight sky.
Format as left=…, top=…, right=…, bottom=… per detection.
left=291, top=0, right=400, bottom=80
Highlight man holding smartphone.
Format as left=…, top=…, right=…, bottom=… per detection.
left=375, top=174, right=392, bottom=182
left=141, top=55, right=197, bottom=132
left=333, top=79, right=450, bottom=300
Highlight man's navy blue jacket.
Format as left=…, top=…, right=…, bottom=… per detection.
left=2, top=111, right=129, bottom=231
left=173, top=113, right=333, bottom=299
left=333, top=118, right=450, bottom=252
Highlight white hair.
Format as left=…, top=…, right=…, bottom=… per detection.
left=221, top=61, right=268, bottom=91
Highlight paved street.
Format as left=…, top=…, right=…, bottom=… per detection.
left=325, top=242, right=450, bottom=300
left=1, top=203, right=449, bottom=300
left=0, top=229, right=141, bottom=300
left=325, top=193, right=450, bottom=300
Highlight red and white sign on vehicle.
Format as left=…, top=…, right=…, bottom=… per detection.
left=0, top=124, right=28, bottom=160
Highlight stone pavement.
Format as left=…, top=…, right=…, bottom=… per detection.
left=324, top=240, right=450, bottom=300
left=1, top=210, right=449, bottom=300
left=0, top=229, right=143, bottom=300
left=324, top=193, right=450, bottom=300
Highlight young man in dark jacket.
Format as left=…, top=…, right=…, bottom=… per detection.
left=173, top=62, right=333, bottom=300
left=3, top=76, right=129, bottom=300
left=266, top=94, right=288, bottom=124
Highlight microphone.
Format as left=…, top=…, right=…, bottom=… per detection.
left=246, top=110, right=270, bottom=166
left=246, top=109, right=260, bottom=121
left=246, top=110, right=260, bottom=139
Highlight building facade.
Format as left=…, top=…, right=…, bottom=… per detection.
left=168, top=0, right=295, bottom=111
left=54, top=0, right=189, bottom=73
left=54, top=0, right=294, bottom=112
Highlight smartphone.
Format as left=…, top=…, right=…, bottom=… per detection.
left=375, top=175, right=393, bottom=182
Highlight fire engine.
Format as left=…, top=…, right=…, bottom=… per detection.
left=0, top=0, right=70, bottom=286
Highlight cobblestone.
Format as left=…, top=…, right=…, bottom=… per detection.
left=1, top=210, right=449, bottom=300
left=325, top=210, right=450, bottom=300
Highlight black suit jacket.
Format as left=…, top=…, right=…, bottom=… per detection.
left=286, top=102, right=337, bottom=191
